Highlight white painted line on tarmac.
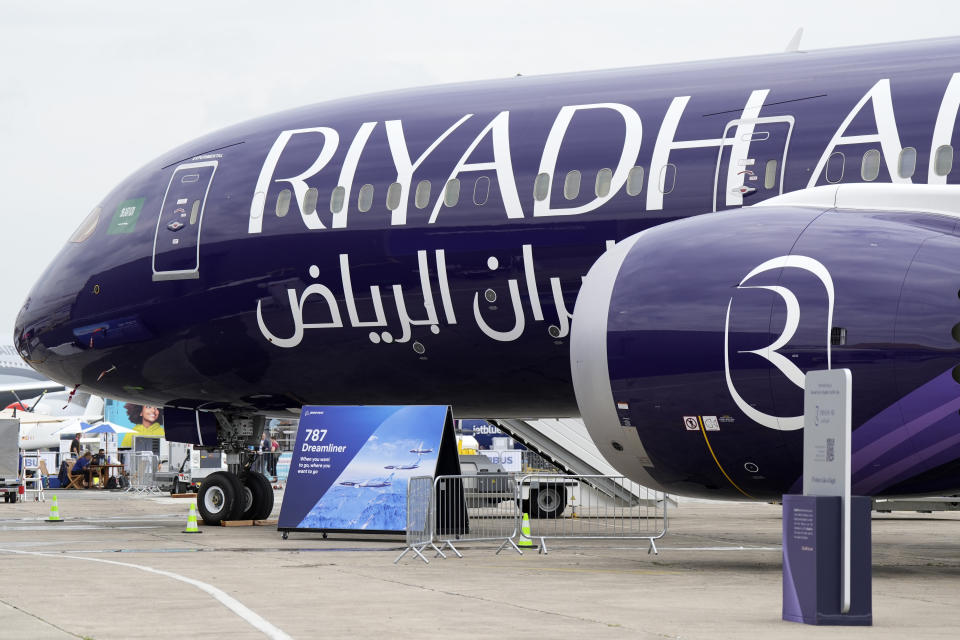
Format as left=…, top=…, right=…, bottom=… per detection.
left=0, top=548, right=293, bottom=640
left=0, top=525, right=160, bottom=531
left=651, top=546, right=782, bottom=551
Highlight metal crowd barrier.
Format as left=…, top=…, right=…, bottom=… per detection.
left=398, top=473, right=669, bottom=561
left=395, top=476, right=445, bottom=564
left=433, top=473, right=523, bottom=557
left=125, top=452, right=160, bottom=494
left=518, top=474, right=668, bottom=555
left=251, top=451, right=279, bottom=478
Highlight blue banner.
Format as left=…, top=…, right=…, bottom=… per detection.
left=278, top=405, right=451, bottom=533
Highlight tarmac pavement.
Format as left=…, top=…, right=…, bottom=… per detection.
left=0, top=489, right=957, bottom=639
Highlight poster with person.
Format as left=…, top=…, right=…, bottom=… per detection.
left=104, top=399, right=165, bottom=447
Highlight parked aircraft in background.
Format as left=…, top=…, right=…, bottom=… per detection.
left=0, top=344, right=64, bottom=407
left=15, top=37, right=960, bottom=522
left=4, top=390, right=105, bottom=450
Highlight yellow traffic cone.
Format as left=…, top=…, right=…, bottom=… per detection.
left=46, top=494, right=63, bottom=522
left=183, top=503, right=202, bottom=534
left=518, top=512, right=534, bottom=548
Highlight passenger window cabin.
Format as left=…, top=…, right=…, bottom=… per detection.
left=386, top=182, right=402, bottom=210
left=270, top=148, right=949, bottom=224
left=276, top=189, right=291, bottom=217
left=826, top=152, right=845, bottom=184
left=626, top=166, right=644, bottom=196
left=658, top=164, right=676, bottom=194
left=595, top=168, right=612, bottom=197
left=764, top=160, right=778, bottom=190
left=303, top=188, right=318, bottom=215
left=473, top=176, right=490, bottom=206
left=935, top=145, right=954, bottom=176
left=861, top=149, right=881, bottom=182
left=444, top=179, right=460, bottom=207
left=415, top=180, right=431, bottom=209
left=564, top=170, right=581, bottom=200
left=533, top=172, right=550, bottom=201
left=357, top=184, right=374, bottom=212
left=330, top=186, right=345, bottom=214
left=898, top=147, right=917, bottom=179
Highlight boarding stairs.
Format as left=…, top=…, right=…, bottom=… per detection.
left=489, top=418, right=676, bottom=508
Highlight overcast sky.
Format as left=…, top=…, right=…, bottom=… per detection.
left=1, top=1, right=957, bottom=342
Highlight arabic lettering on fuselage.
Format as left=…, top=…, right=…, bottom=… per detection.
left=256, top=244, right=581, bottom=349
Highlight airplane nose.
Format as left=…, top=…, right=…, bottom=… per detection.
left=13, top=207, right=101, bottom=386
left=14, top=265, right=79, bottom=385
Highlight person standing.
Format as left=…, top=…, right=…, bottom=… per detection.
left=69, top=432, right=82, bottom=457
left=270, top=436, right=279, bottom=477
left=257, top=431, right=271, bottom=475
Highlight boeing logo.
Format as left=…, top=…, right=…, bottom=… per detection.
left=723, top=255, right=835, bottom=431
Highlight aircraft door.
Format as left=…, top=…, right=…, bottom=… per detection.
left=152, top=161, right=217, bottom=281
left=713, top=116, right=794, bottom=211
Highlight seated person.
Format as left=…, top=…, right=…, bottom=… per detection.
left=71, top=452, right=97, bottom=487
left=93, top=449, right=106, bottom=465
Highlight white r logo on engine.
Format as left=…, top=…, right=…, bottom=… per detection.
left=723, top=255, right=835, bottom=431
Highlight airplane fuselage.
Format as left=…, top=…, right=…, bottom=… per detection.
left=17, top=38, right=960, bottom=499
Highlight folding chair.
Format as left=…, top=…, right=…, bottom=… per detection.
left=66, top=471, right=85, bottom=490
left=61, top=460, right=84, bottom=489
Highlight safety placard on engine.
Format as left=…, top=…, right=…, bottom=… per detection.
left=702, top=416, right=720, bottom=431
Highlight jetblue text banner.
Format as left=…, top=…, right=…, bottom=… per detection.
left=278, top=405, right=449, bottom=533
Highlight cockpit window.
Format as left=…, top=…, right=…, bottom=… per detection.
left=69, top=206, right=101, bottom=243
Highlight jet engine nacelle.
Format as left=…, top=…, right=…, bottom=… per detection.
left=572, top=196, right=960, bottom=499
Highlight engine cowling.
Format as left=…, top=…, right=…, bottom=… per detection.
left=572, top=196, right=960, bottom=500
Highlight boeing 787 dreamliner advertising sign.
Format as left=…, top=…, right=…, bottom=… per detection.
left=278, top=405, right=455, bottom=533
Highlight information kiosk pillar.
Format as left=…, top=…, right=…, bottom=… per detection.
left=782, top=369, right=872, bottom=625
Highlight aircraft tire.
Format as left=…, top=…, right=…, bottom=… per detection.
left=240, top=471, right=274, bottom=520
left=532, top=484, right=566, bottom=519
left=197, top=471, right=243, bottom=525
